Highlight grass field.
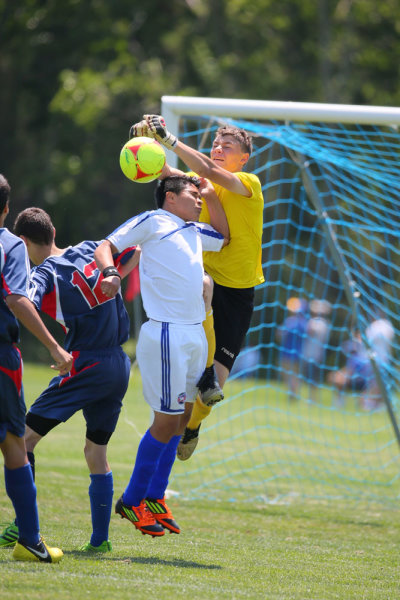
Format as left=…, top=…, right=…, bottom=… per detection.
left=1, top=363, right=399, bottom=599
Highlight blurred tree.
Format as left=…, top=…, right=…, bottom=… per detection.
left=1, top=0, right=399, bottom=241
left=0, top=0, right=399, bottom=360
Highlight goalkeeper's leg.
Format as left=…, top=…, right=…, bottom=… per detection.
left=177, top=360, right=229, bottom=461
left=178, top=282, right=254, bottom=461
left=178, top=285, right=227, bottom=461
left=177, top=275, right=220, bottom=461
left=186, top=301, right=224, bottom=432
left=192, top=274, right=223, bottom=415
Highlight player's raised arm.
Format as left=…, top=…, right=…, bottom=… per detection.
left=5, top=294, right=72, bottom=374
left=198, top=178, right=230, bottom=246
left=144, top=114, right=251, bottom=197
left=94, top=239, right=121, bottom=299
left=159, top=163, right=185, bottom=179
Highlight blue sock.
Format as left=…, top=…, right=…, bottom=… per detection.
left=4, top=464, right=40, bottom=545
left=14, top=452, right=35, bottom=529
left=123, top=430, right=166, bottom=507
left=89, top=471, right=113, bottom=547
left=146, top=435, right=181, bottom=499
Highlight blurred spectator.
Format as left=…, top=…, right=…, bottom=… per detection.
left=328, top=330, right=374, bottom=408
left=277, top=297, right=308, bottom=401
left=362, top=313, right=395, bottom=410
left=301, top=299, right=331, bottom=402
left=366, top=314, right=394, bottom=367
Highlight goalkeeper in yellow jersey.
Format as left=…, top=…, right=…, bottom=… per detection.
left=131, top=115, right=264, bottom=460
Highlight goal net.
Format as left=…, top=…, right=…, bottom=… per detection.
left=162, top=96, right=400, bottom=505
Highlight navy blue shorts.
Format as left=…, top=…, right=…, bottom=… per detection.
left=0, top=343, right=25, bottom=442
left=28, top=347, right=130, bottom=435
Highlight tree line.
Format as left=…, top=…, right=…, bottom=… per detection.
left=1, top=0, right=399, bottom=358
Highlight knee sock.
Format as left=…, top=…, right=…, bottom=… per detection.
left=89, top=471, right=113, bottom=546
left=146, top=435, right=181, bottom=499
left=123, top=430, right=166, bottom=507
left=13, top=451, right=35, bottom=529
left=203, top=309, right=216, bottom=368
left=4, top=464, right=40, bottom=545
left=187, top=395, right=212, bottom=430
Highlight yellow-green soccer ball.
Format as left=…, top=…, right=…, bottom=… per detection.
left=119, top=137, right=166, bottom=183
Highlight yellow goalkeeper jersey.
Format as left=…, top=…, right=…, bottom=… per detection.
left=197, top=171, right=265, bottom=289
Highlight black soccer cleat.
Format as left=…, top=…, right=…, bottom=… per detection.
left=177, top=425, right=201, bottom=461
left=197, top=365, right=224, bottom=406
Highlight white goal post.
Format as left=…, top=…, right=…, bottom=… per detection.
left=162, top=95, right=400, bottom=504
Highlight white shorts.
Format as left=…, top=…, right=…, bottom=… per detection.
left=136, top=319, right=207, bottom=414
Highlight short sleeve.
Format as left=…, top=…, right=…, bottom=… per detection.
left=195, top=223, right=224, bottom=252
left=1, top=238, right=30, bottom=299
left=29, top=265, right=53, bottom=311
left=108, top=212, right=152, bottom=252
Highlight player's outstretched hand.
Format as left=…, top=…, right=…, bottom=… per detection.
left=50, top=345, right=73, bottom=375
left=143, top=115, right=178, bottom=150
left=129, top=120, right=153, bottom=139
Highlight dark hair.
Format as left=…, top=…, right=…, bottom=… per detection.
left=215, top=125, right=253, bottom=155
left=154, top=175, right=201, bottom=209
left=0, top=174, right=11, bottom=213
left=14, top=207, right=54, bottom=245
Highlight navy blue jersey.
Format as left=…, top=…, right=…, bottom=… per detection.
left=28, top=240, right=134, bottom=352
left=0, top=228, right=31, bottom=344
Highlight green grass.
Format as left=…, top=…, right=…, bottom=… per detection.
left=1, top=363, right=399, bottom=599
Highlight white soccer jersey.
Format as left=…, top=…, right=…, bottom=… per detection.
left=108, top=209, right=224, bottom=324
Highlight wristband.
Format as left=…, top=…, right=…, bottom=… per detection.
left=102, top=266, right=121, bottom=279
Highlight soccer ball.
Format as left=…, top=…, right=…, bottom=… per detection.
left=119, top=137, right=166, bottom=183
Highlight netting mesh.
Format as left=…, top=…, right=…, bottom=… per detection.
left=170, top=114, right=400, bottom=505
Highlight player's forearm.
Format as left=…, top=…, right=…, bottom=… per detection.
left=94, top=240, right=116, bottom=272
left=174, top=141, right=249, bottom=195
left=159, top=163, right=184, bottom=179
left=174, top=141, right=219, bottom=180
left=95, top=240, right=122, bottom=298
left=6, top=295, right=60, bottom=352
left=118, top=247, right=141, bottom=279
left=203, top=192, right=230, bottom=246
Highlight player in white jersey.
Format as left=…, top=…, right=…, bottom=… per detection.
left=95, top=175, right=229, bottom=537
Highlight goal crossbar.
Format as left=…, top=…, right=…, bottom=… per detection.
left=162, top=95, right=400, bottom=126
left=161, top=95, right=400, bottom=167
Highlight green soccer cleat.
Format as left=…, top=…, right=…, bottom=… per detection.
left=0, top=521, right=19, bottom=548
left=12, top=537, right=63, bottom=563
left=78, top=540, right=113, bottom=553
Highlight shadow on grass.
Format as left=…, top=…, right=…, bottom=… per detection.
left=67, top=551, right=222, bottom=569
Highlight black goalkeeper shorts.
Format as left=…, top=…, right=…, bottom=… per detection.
left=212, top=282, right=255, bottom=372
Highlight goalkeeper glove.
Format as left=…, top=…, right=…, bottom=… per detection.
left=144, top=114, right=178, bottom=150
left=129, top=120, right=154, bottom=139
